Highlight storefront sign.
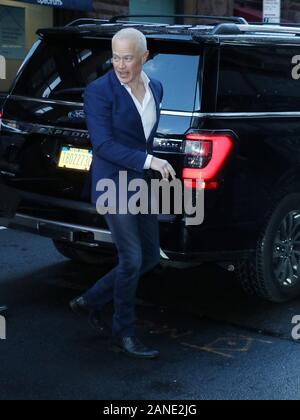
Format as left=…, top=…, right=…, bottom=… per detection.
left=0, top=5, right=25, bottom=60
left=263, top=0, right=281, bottom=23
left=14, top=0, right=93, bottom=11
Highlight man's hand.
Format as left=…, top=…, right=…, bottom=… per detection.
left=150, top=157, right=177, bottom=181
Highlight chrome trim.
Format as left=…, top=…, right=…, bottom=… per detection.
left=193, top=112, right=300, bottom=119
left=161, top=110, right=195, bottom=117
left=9, top=95, right=84, bottom=107
left=1, top=119, right=89, bottom=138
left=154, top=138, right=183, bottom=142
left=236, top=24, right=300, bottom=36
left=73, top=241, right=101, bottom=248
left=7, top=98, right=196, bottom=117
left=0, top=171, right=16, bottom=177
left=161, top=111, right=300, bottom=118
left=153, top=150, right=183, bottom=155
left=4, top=113, right=300, bottom=135
left=8, top=96, right=300, bottom=119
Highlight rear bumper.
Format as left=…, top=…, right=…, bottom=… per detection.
left=0, top=182, right=255, bottom=264
left=0, top=212, right=173, bottom=260
left=0, top=212, right=253, bottom=264
left=0, top=212, right=113, bottom=243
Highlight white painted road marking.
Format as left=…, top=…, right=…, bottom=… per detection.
left=0, top=227, right=7, bottom=230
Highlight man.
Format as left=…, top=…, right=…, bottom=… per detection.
left=70, top=28, right=176, bottom=359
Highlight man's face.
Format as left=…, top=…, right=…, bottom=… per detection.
left=112, top=38, right=149, bottom=85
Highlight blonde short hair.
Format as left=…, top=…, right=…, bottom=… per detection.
left=112, top=28, right=147, bottom=55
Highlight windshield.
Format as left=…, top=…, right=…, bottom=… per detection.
left=12, top=37, right=200, bottom=112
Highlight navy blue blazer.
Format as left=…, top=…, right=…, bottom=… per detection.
left=84, top=69, right=163, bottom=206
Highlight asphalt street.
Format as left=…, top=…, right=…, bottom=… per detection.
left=1, top=227, right=300, bottom=400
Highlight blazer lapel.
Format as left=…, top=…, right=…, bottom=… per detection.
left=110, top=70, right=160, bottom=145
left=110, top=70, right=145, bottom=141
left=148, top=80, right=160, bottom=143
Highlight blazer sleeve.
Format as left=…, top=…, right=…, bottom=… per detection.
left=84, top=85, right=148, bottom=173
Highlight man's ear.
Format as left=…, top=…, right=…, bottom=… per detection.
left=142, top=50, right=150, bottom=64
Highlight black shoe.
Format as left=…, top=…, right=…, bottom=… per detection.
left=111, top=336, right=160, bottom=359
left=70, top=297, right=110, bottom=339
left=0, top=305, right=7, bottom=315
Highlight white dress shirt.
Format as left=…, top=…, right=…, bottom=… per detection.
left=120, top=71, right=156, bottom=170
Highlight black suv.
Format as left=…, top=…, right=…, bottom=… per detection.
left=1, top=14, right=300, bottom=303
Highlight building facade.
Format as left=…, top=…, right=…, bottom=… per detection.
left=0, top=0, right=93, bottom=91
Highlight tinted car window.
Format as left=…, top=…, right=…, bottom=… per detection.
left=218, top=46, right=300, bottom=112
left=12, top=40, right=112, bottom=103
left=144, top=54, right=199, bottom=111
left=12, top=38, right=200, bottom=111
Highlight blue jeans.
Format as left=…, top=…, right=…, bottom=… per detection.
left=83, top=212, right=160, bottom=338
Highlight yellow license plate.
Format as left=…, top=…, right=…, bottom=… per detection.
left=58, top=146, right=92, bottom=172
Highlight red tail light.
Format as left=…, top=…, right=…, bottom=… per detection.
left=182, top=132, right=234, bottom=189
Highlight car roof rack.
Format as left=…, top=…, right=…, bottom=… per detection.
left=237, top=23, right=300, bottom=36
left=188, top=22, right=300, bottom=37
left=66, top=18, right=110, bottom=27
left=40, top=17, right=300, bottom=42
left=109, top=14, right=248, bottom=24
left=250, top=22, right=300, bottom=28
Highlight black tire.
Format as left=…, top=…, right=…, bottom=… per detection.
left=52, top=239, right=116, bottom=266
left=236, top=193, right=300, bottom=302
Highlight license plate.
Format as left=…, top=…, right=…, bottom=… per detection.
left=58, top=146, right=92, bottom=172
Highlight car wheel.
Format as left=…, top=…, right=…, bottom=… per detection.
left=236, top=193, right=300, bottom=302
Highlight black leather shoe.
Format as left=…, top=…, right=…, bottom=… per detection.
left=70, top=297, right=110, bottom=339
left=111, top=336, right=160, bottom=359
left=0, top=305, right=7, bottom=315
